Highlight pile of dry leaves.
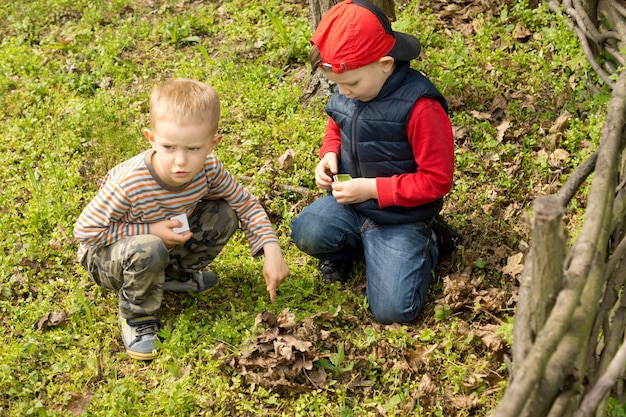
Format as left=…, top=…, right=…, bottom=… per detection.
left=217, top=277, right=513, bottom=414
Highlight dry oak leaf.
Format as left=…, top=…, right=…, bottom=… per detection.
left=474, top=323, right=505, bottom=352
left=502, top=252, right=524, bottom=277
left=451, top=394, right=480, bottom=410
left=277, top=149, right=295, bottom=171
left=418, top=373, right=438, bottom=397
left=295, top=317, right=333, bottom=342
left=549, top=149, right=570, bottom=169
left=442, top=273, right=475, bottom=309
left=275, top=309, right=297, bottom=330
left=35, top=310, right=70, bottom=331
left=474, top=287, right=508, bottom=313
left=254, top=308, right=297, bottom=330
left=470, top=110, right=491, bottom=120
left=549, top=112, right=571, bottom=133
left=406, top=343, right=438, bottom=370
left=416, top=373, right=438, bottom=410
left=273, top=334, right=313, bottom=360
left=255, top=310, right=278, bottom=327
left=67, top=392, right=94, bottom=416
left=496, top=120, right=510, bottom=142
left=513, top=23, right=532, bottom=40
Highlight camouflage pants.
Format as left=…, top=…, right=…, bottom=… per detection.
left=80, top=199, right=239, bottom=319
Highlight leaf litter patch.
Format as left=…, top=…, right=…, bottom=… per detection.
left=217, top=304, right=508, bottom=414
left=218, top=307, right=355, bottom=393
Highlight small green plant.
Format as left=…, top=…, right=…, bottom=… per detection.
left=434, top=303, right=452, bottom=321
left=261, top=5, right=310, bottom=67
left=315, top=342, right=356, bottom=379
left=163, top=18, right=201, bottom=46
left=497, top=315, right=514, bottom=348
left=607, top=397, right=626, bottom=417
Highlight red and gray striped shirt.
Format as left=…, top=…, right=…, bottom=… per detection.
left=74, top=149, right=277, bottom=261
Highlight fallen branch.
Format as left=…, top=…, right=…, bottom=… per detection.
left=239, top=174, right=313, bottom=196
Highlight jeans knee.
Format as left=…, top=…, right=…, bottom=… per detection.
left=290, top=216, right=313, bottom=252
left=369, top=298, right=422, bottom=325
left=127, top=235, right=169, bottom=273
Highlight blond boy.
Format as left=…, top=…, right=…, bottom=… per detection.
left=75, top=79, right=289, bottom=360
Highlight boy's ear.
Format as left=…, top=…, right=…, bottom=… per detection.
left=143, top=128, right=155, bottom=143
left=379, top=56, right=395, bottom=72
left=208, top=133, right=223, bottom=153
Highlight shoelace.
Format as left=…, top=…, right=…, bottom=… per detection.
left=131, top=320, right=158, bottom=336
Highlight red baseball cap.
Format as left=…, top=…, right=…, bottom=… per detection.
left=311, top=0, right=421, bottom=74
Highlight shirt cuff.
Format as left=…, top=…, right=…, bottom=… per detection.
left=376, top=177, right=394, bottom=208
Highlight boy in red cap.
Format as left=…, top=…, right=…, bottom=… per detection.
left=290, top=0, right=455, bottom=324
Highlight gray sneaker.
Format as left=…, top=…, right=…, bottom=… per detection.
left=118, top=316, right=159, bottom=361
left=163, top=271, right=219, bottom=293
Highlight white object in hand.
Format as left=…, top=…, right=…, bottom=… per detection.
left=171, top=213, right=190, bottom=234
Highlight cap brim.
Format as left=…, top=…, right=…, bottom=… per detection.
left=388, top=32, right=421, bottom=61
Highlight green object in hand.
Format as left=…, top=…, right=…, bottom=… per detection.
left=333, top=174, right=352, bottom=182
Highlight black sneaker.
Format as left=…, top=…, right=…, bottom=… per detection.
left=432, top=214, right=462, bottom=260
left=318, top=259, right=353, bottom=284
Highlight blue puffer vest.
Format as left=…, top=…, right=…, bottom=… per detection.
left=327, top=62, right=448, bottom=225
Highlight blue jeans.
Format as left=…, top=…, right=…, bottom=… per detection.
left=290, top=195, right=438, bottom=324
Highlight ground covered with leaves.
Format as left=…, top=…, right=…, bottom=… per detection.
left=0, top=0, right=611, bottom=416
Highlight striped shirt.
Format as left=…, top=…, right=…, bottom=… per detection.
left=74, top=149, right=278, bottom=261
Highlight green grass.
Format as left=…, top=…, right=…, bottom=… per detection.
left=0, top=0, right=612, bottom=416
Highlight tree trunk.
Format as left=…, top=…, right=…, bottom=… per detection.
left=309, top=0, right=338, bottom=29
left=309, top=0, right=396, bottom=29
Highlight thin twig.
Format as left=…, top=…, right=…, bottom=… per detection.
left=556, top=151, right=598, bottom=206
left=239, top=174, right=313, bottom=196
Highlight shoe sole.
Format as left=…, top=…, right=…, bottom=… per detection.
left=164, top=286, right=216, bottom=294
left=125, top=348, right=158, bottom=361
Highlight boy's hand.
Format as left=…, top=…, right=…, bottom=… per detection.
left=332, top=177, right=378, bottom=204
left=315, top=153, right=339, bottom=190
left=149, top=219, right=193, bottom=249
left=261, top=242, right=290, bottom=302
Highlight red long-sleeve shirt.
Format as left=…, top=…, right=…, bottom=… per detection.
left=319, top=97, right=454, bottom=208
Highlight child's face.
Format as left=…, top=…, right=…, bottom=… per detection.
left=144, top=120, right=221, bottom=187
left=321, top=58, right=394, bottom=102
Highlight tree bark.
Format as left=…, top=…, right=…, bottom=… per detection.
left=529, top=196, right=565, bottom=337
left=512, top=254, right=533, bottom=366
left=309, top=0, right=338, bottom=29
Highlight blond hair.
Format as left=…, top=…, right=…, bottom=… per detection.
left=149, top=78, right=220, bottom=133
